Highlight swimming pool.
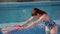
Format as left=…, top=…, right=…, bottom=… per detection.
left=0, top=1, right=60, bottom=34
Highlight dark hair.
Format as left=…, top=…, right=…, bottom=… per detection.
left=32, top=8, right=47, bottom=16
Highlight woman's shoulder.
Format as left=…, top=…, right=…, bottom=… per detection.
left=42, top=14, right=50, bottom=21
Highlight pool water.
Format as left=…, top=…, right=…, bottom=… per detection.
left=0, top=1, right=60, bottom=34
left=0, top=20, right=60, bottom=34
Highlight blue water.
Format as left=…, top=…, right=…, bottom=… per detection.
left=0, top=1, right=60, bottom=34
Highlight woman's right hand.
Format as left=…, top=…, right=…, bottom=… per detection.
left=14, top=25, right=23, bottom=30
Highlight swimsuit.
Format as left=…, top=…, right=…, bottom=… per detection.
left=43, top=19, right=57, bottom=30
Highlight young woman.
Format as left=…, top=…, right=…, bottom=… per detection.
left=20, top=8, right=58, bottom=34
left=2, top=8, right=58, bottom=34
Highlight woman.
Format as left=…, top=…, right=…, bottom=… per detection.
left=2, top=8, right=58, bottom=34
left=17, top=8, right=58, bottom=34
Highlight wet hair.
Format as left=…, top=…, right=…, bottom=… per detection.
left=32, top=8, right=47, bottom=16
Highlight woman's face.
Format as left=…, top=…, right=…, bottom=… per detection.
left=32, top=10, right=41, bottom=18
left=35, top=14, right=41, bottom=18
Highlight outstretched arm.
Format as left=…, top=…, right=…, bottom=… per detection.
left=24, top=14, right=46, bottom=30
left=21, top=16, right=35, bottom=26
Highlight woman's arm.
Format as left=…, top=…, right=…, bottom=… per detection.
left=24, top=14, right=46, bottom=30
left=21, top=16, right=35, bottom=26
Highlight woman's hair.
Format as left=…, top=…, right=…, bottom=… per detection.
left=32, top=8, right=47, bottom=16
